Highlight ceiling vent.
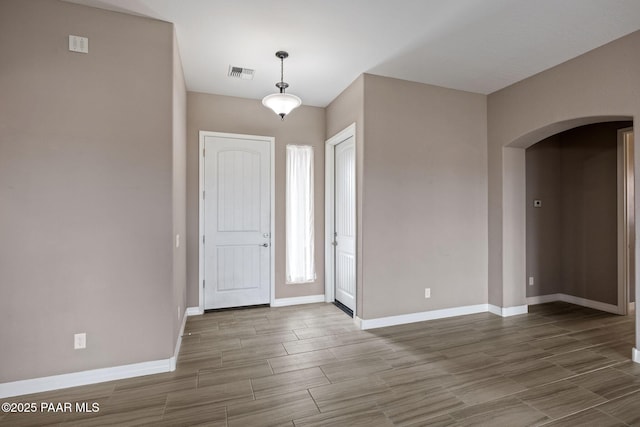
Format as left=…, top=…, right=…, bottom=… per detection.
left=228, top=65, right=255, bottom=80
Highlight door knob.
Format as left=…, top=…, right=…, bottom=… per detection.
left=260, top=243, right=269, bottom=247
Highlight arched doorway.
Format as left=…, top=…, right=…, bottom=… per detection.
left=500, top=115, right=637, bottom=361
left=524, top=121, right=633, bottom=314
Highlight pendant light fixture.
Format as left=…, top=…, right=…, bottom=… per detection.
left=262, top=51, right=302, bottom=120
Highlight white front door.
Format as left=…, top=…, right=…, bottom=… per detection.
left=203, top=134, right=271, bottom=309
left=334, top=136, right=356, bottom=311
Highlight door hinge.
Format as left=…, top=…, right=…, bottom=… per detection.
left=203, top=148, right=205, bottom=157
left=202, top=191, right=205, bottom=199
left=203, top=280, right=205, bottom=288
left=202, top=235, right=205, bottom=244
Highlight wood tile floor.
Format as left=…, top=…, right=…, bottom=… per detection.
left=3, top=302, right=639, bottom=426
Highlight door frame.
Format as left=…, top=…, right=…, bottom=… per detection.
left=617, top=127, right=635, bottom=315
left=324, top=123, right=357, bottom=317
left=198, top=131, right=276, bottom=312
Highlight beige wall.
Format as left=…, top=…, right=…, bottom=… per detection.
left=560, top=123, right=622, bottom=304
left=527, top=123, right=630, bottom=304
left=488, top=30, right=640, bottom=346
left=526, top=135, right=563, bottom=297
left=172, top=31, right=187, bottom=344
left=4, top=1, right=639, bottom=388
left=186, top=93, right=326, bottom=305
left=0, top=0, right=179, bottom=382
left=502, top=146, right=527, bottom=308
left=326, top=76, right=365, bottom=314
left=360, top=75, right=488, bottom=319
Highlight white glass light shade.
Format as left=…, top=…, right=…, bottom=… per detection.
left=262, top=93, right=302, bottom=119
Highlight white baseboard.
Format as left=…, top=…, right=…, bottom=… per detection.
left=359, top=304, right=489, bottom=330
left=0, top=358, right=173, bottom=399
left=186, top=306, right=203, bottom=316
left=527, top=293, right=619, bottom=314
left=629, top=302, right=636, bottom=313
left=271, top=294, right=325, bottom=307
left=170, top=308, right=191, bottom=371
left=353, top=316, right=363, bottom=329
left=0, top=307, right=198, bottom=399
left=489, top=304, right=528, bottom=317
left=559, top=294, right=619, bottom=314
left=526, top=294, right=561, bottom=305
left=633, top=347, right=640, bottom=364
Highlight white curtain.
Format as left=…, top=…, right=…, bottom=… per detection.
left=286, top=145, right=316, bottom=283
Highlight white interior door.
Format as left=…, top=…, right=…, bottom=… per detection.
left=203, top=134, right=271, bottom=309
left=334, top=136, right=356, bottom=311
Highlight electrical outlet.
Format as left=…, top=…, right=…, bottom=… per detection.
left=424, top=288, right=431, bottom=298
left=74, top=333, right=86, bottom=350
left=528, top=277, right=534, bottom=286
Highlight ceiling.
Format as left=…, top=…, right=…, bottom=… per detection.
left=66, top=0, right=640, bottom=107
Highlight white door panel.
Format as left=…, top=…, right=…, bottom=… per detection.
left=204, top=136, right=271, bottom=309
left=335, top=136, right=356, bottom=311
left=217, top=150, right=261, bottom=231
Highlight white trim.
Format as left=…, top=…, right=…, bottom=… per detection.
left=489, top=304, right=528, bottom=317
left=0, top=303, right=203, bottom=399
left=359, top=304, right=489, bottom=330
left=198, top=131, right=275, bottom=312
left=186, top=306, right=204, bottom=316
left=629, top=302, right=636, bottom=313
left=170, top=307, right=191, bottom=370
left=617, top=127, right=634, bottom=315
left=269, top=139, right=276, bottom=307
left=488, top=305, right=501, bottom=316
left=0, top=358, right=173, bottom=398
left=324, top=123, right=357, bottom=315
left=271, top=294, right=325, bottom=307
left=527, top=293, right=619, bottom=314
left=324, top=141, right=335, bottom=304
left=617, top=128, right=624, bottom=314
left=502, top=305, right=529, bottom=317
left=353, top=316, right=363, bottom=329
left=559, top=294, right=620, bottom=314
left=526, top=294, right=561, bottom=305
left=633, top=347, right=640, bottom=364
left=199, top=133, right=205, bottom=312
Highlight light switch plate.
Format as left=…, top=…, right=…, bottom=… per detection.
left=69, top=35, right=88, bottom=53
left=74, top=333, right=86, bottom=349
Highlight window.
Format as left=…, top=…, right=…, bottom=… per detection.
left=286, top=145, right=316, bottom=283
